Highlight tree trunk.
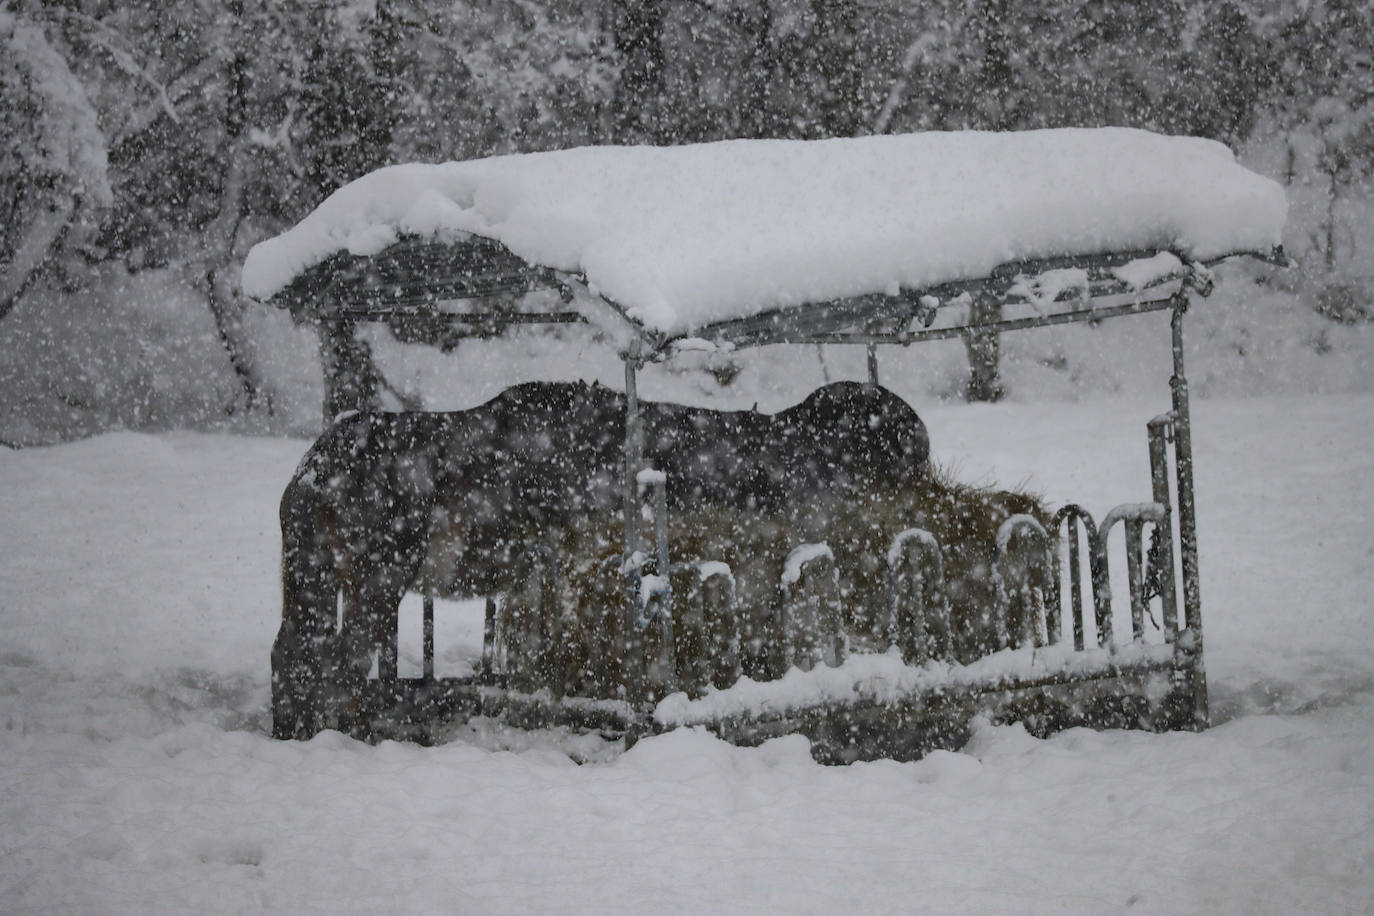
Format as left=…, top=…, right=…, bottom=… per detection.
left=205, top=264, right=269, bottom=413
left=610, top=0, right=667, bottom=143
left=963, top=0, right=1011, bottom=402
left=720, top=1, right=783, bottom=138
left=198, top=107, right=275, bottom=414
left=193, top=12, right=274, bottom=415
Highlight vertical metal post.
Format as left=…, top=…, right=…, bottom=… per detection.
left=866, top=344, right=880, bottom=386
left=1045, top=546, right=1061, bottom=647
left=653, top=479, right=669, bottom=584
left=1066, top=531, right=1084, bottom=650
left=422, top=589, right=435, bottom=682
left=1053, top=506, right=1098, bottom=652
left=1092, top=535, right=1114, bottom=651
left=1170, top=297, right=1208, bottom=727
left=623, top=351, right=643, bottom=560
left=651, top=477, right=676, bottom=695
left=480, top=596, right=497, bottom=679
left=1124, top=520, right=1146, bottom=642
left=1147, top=416, right=1179, bottom=640
left=317, top=316, right=381, bottom=423
left=380, top=622, right=398, bottom=682
left=622, top=350, right=645, bottom=704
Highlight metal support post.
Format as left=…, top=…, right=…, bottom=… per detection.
left=1170, top=297, right=1208, bottom=727
left=623, top=351, right=643, bottom=559
left=622, top=349, right=646, bottom=703
left=380, top=624, right=398, bottom=683
left=423, top=589, right=435, bottom=682
left=1053, top=505, right=1107, bottom=650
left=1146, top=416, right=1179, bottom=641
left=317, top=316, right=382, bottom=423
left=480, top=597, right=496, bottom=679
left=1122, top=518, right=1147, bottom=641
left=653, top=478, right=670, bottom=584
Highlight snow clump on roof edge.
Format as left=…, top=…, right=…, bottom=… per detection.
left=242, top=129, right=1286, bottom=336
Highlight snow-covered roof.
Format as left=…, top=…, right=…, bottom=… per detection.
left=242, top=129, right=1286, bottom=337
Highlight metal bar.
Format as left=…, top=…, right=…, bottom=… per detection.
left=623, top=354, right=643, bottom=560
left=275, top=243, right=1285, bottom=363
left=1170, top=298, right=1209, bottom=727
left=559, top=274, right=664, bottom=353
left=1147, top=416, right=1180, bottom=640
left=750, top=294, right=1179, bottom=349
left=653, top=477, right=669, bottom=583
left=678, top=250, right=1187, bottom=345
left=329, top=282, right=556, bottom=310
left=992, top=515, right=1053, bottom=650
left=1089, top=533, right=1115, bottom=651
left=646, top=476, right=676, bottom=697
left=622, top=351, right=645, bottom=704
left=316, top=317, right=381, bottom=423
left=306, top=261, right=1180, bottom=361
left=1124, top=520, right=1146, bottom=641
left=1097, top=503, right=1167, bottom=651
left=329, top=308, right=585, bottom=325
left=1054, top=506, right=1098, bottom=652
left=380, top=619, right=399, bottom=683
left=887, top=529, right=949, bottom=664
left=423, top=590, right=435, bottom=682
left=480, top=596, right=496, bottom=679
left=1068, top=530, right=1083, bottom=650
left=1048, top=534, right=1063, bottom=647
left=1171, top=303, right=1201, bottom=632
left=866, top=344, right=880, bottom=385
left=1091, top=541, right=1113, bottom=650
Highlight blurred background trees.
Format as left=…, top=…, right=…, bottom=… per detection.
left=2, top=0, right=1371, bottom=436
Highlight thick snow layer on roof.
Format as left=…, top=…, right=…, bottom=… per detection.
left=242, top=129, right=1286, bottom=335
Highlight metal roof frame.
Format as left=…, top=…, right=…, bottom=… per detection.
left=266, top=233, right=1285, bottom=359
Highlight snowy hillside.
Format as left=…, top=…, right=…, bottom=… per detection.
left=3, top=392, right=1372, bottom=914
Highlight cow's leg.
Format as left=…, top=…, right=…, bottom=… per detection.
left=333, top=532, right=431, bottom=736
left=274, top=481, right=344, bottom=740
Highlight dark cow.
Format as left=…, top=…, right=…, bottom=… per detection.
left=272, top=381, right=930, bottom=738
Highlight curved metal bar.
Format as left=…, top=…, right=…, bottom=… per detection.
left=1052, top=505, right=1101, bottom=651
left=886, top=528, right=949, bottom=664
left=1098, top=503, right=1167, bottom=645
left=667, top=560, right=740, bottom=695
left=993, top=515, right=1054, bottom=650
left=780, top=544, right=844, bottom=672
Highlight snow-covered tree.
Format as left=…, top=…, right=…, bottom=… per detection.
left=4, top=0, right=1373, bottom=440
left=0, top=10, right=111, bottom=319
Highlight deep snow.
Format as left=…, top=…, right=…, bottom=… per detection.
left=3, top=390, right=1373, bottom=914
left=242, top=130, right=1286, bottom=334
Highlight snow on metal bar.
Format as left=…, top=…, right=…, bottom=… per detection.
left=653, top=642, right=1177, bottom=729
left=243, top=129, right=1286, bottom=336
left=682, top=249, right=1203, bottom=351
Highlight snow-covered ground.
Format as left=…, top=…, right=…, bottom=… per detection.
left=3, top=387, right=1372, bottom=914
